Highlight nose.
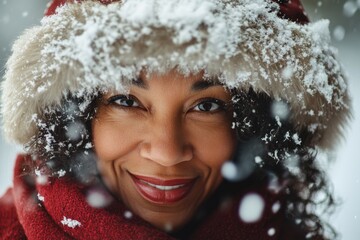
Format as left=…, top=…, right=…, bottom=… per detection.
left=139, top=116, right=193, bottom=167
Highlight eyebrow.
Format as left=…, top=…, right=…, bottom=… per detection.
left=131, top=77, right=222, bottom=91
left=191, top=79, right=222, bottom=91
left=131, top=77, right=148, bottom=89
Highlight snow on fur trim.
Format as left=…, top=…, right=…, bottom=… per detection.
left=1, top=0, right=350, bottom=149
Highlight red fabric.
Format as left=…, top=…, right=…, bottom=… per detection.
left=45, top=0, right=309, bottom=24
left=0, top=189, right=26, bottom=239
left=45, top=0, right=69, bottom=16
left=1, top=155, right=305, bottom=239
left=274, top=0, right=309, bottom=24
left=45, top=0, right=120, bottom=16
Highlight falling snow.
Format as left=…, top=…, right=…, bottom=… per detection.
left=124, top=210, right=133, bottom=219
left=0, top=0, right=358, bottom=238
left=284, top=154, right=301, bottom=175
left=1, top=14, right=9, bottom=24
left=86, top=188, right=112, bottom=208
left=1, top=0, right=349, bottom=147
left=271, top=101, right=290, bottom=120
left=343, top=1, right=358, bottom=17
left=239, top=193, right=265, bottom=223
left=66, top=122, right=86, bottom=141
left=272, top=201, right=281, bottom=214
left=267, top=174, right=282, bottom=194
left=36, top=174, right=48, bottom=185
left=221, top=161, right=238, bottom=181
left=254, top=156, right=263, bottom=165
left=333, top=26, right=346, bottom=41
left=267, top=228, right=276, bottom=236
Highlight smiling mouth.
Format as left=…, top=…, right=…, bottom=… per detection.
left=129, top=173, right=197, bottom=204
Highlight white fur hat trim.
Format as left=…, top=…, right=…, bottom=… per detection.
left=1, top=0, right=350, bottom=148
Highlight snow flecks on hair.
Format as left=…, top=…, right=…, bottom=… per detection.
left=221, top=138, right=265, bottom=181
left=267, top=173, right=283, bottom=194
left=70, top=152, right=99, bottom=184
left=1, top=0, right=350, bottom=148
left=25, top=94, right=99, bottom=182
left=56, top=169, right=67, bottom=178
left=65, top=121, right=87, bottom=142
left=284, top=154, right=301, bottom=175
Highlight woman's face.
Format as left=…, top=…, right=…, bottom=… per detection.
left=92, top=70, right=236, bottom=231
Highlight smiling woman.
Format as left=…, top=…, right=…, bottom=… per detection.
left=0, top=0, right=350, bottom=239
left=93, top=70, right=236, bottom=230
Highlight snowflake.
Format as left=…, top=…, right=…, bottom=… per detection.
left=37, top=193, right=45, bottom=202
left=61, top=216, right=82, bottom=229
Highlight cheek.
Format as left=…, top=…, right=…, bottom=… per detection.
left=190, top=122, right=236, bottom=171
left=92, top=117, right=143, bottom=193
left=189, top=123, right=236, bottom=196
left=93, top=121, right=120, bottom=161
left=92, top=117, right=139, bottom=162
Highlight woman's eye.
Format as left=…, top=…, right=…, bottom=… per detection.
left=107, top=95, right=140, bottom=108
left=193, top=99, right=225, bottom=112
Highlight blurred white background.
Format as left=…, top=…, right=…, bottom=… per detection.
left=0, top=0, right=359, bottom=239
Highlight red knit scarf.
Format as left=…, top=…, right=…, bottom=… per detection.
left=1, top=155, right=295, bottom=239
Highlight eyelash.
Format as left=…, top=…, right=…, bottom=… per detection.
left=192, top=98, right=227, bottom=113
left=107, top=95, right=142, bottom=109
left=106, top=95, right=228, bottom=113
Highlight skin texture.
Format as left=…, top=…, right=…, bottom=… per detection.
left=92, top=70, right=236, bottom=231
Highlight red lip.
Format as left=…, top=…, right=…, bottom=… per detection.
left=129, top=173, right=197, bottom=204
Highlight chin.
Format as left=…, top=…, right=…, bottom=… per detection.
left=139, top=210, right=193, bottom=232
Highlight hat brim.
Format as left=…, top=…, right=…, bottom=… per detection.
left=1, top=0, right=350, bottom=148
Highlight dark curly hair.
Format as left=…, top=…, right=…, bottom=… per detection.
left=26, top=87, right=337, bottom=240
left=230, top=89, right=337, bottom=240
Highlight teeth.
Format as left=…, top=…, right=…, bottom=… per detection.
left=140, top=180, right=185, bottom=190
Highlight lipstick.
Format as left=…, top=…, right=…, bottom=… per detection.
left=130, top=173, right=197, bottom=204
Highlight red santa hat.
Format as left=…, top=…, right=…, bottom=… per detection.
left=1, top=0, right=350, bottom=149
left=45, top=0, right=117, bottom=16
left=45, top=0, right=310, bottom=23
